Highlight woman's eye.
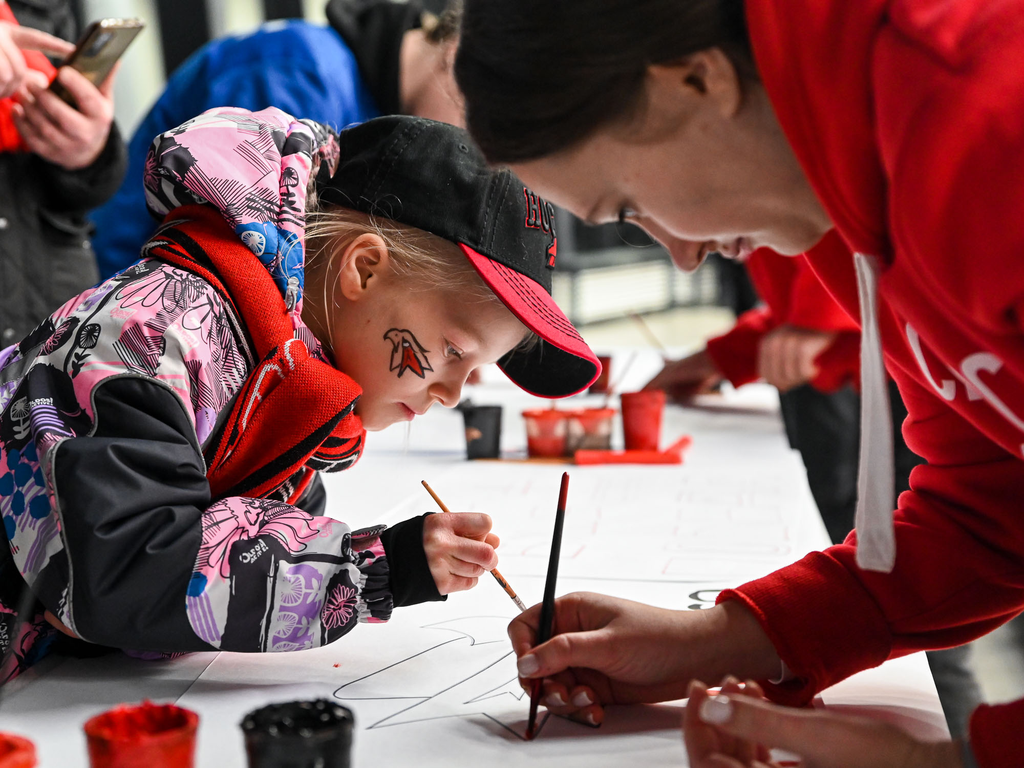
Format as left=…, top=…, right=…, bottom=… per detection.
left=446, top=343, right=463, bottom=360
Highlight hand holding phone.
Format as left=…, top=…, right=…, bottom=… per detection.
left=0, top=22, right=75, bottom=99
left=49, top=18, right=144, bottom=107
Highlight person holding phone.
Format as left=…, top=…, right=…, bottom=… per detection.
left=0, top=0, right=127, bottom=349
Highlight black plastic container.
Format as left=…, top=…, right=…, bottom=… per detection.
left=241, top=699, right=354, bottom=768
left=461, top=404, right=502, bottom=459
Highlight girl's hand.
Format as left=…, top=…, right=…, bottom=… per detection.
left=756, top=325, right=835, bottom=393
left=422, top=512, right=499, bottom=594
left=684, top=677, right=964, bottom=768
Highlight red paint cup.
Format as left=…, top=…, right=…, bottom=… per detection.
left=565, top=408, right=617, bottom=453
left=0, top=734, right=36, bottom=768
left=620, top=391, right=665, bottom=451
left=522, top=409, right=569, bottom=457
left=84, top=701, right=198, bottom=768
left=588, top=355, right=613, bottom=394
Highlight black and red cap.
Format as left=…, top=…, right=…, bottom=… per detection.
left=320, top=116, right=600, bottom=398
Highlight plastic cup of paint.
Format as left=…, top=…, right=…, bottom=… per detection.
left=241, top=699, right=354, bottom=768
left=522, top=409, right=569, bottom=458
left=565, top=408, right=617, bottom=453
left=620, top=391, right=666, bottom=451
left=461, top=404, right=502, bottom=459
left=83, top=701, right=198, bottom=768
left=588, top=355, right=613, bottom=394
left=0, top=733, right=36, bottom=768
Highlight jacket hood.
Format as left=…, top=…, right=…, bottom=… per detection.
left=326, top=0, right=425, bottom=116
left=142, top=107, right=340, bottom=318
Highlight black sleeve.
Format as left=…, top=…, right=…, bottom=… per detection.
left=379, top=513, right=445, bottom=608
left=295, top=471, right=327, bottom=516
left=36, top=123, right=129, bottom=214
left=49, top=376, right=217, bottom=652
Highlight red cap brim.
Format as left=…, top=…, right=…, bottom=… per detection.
left=460, top=244, right=601, bottom=398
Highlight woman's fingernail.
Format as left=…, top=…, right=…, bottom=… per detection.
left=517, top=654, right=540, bottom=676
left=700, top=695, right=734, bottom=725
left=545, top=692, right=566, bottom=707
left=585, top=712, right=598, bottom=727
left=572, top=690, right=593, bottom=707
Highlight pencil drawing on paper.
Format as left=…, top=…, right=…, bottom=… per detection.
left=333, top=615, right=549, bottom=740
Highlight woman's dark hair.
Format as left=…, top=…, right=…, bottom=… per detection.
left=454, top=0, right=755, bottom=164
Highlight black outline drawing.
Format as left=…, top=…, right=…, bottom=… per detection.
left=384, top=328, right=434, bottom=379
left=333, top=616, right=549, bottom=740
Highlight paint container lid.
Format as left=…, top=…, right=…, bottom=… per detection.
left=0, top=733, right=36, bottom=768
left=241, top=699, right=354, bottom=768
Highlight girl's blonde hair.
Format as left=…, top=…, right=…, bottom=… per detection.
left=305, top=205, right=540, bottom=352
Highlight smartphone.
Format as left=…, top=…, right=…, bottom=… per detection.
left=49, top=18, right=145, bottom=107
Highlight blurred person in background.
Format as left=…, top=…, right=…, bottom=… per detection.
left=91, top=0, right=464, bottom=279
left=0, top=0, right=126, bottom=347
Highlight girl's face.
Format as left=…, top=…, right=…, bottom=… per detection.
left=511, top=54, right=833, bottom=272
left=308, top=236, right=528, bottom=431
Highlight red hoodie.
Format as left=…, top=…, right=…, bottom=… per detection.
left=716, top=1, right=1024, bottom=764
left=705, top=235, right=860, bottom=393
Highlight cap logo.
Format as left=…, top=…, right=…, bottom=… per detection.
left=523, top=189, right=558, bottom=268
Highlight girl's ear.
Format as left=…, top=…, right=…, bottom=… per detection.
left=337, top=233, right=391, bottom=301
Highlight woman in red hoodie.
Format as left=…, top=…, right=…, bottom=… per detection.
left=454, top=0, right=1024, bottom=766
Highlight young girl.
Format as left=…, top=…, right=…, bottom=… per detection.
left=0, top=107, right=599, bottom=681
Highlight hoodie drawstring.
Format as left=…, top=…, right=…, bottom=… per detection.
left=853, top=252, right=896, bottom=572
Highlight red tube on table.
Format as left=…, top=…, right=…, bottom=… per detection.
left=84, top=701, right=198, bottom=768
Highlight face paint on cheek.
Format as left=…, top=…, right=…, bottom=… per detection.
left=383, top=328, right=434, bottom=379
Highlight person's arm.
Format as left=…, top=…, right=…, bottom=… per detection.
left=721, top=370, right=1024, bottom=705
left=29, top=375, right=495, bottom=653
left=13, top=65, right=127, bottom=213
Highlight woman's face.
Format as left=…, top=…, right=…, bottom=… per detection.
left=511, top=57, right=832, bottom=272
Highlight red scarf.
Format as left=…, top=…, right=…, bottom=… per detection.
left=144, top=205, right=366, bottom=504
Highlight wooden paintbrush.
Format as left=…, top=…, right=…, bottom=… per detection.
left=526, top=471, right=570, bottom=741
left=420, top=480, right=527, bottom=612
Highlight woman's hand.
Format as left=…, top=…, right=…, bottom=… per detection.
left=12, top=64, right=117, bottom=170
left=0, top=21, right=73, bottom=99
left=684, top=677, right=964, bottom=768
left=422, top=512, right=499, bottom=594
left=643, top=349, right=723, bottom=402
left=508, top=593, right=781, bottom=727
left=756, top=325, right=835, bottom=393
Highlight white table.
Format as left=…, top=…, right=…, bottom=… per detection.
left=0, top=352, right=947, bottom=765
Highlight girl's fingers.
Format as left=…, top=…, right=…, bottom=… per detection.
left=446, top=557, right=485, bottom=578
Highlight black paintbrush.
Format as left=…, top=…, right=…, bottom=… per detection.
left=526, top=471, right=569, bottom=741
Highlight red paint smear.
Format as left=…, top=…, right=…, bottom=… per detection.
left=83, top=701, right=198, bottom=768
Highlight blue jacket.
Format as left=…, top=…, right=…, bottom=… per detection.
left=91, top=21, right=381, bottom=279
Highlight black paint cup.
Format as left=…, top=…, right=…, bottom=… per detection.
left=461, top=405, right=502, bottom=459
left=240, top=699, right=354, bottom=768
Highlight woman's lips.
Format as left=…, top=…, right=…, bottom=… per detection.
left=398, top=403, right=416, bottom=420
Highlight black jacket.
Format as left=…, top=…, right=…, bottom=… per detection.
left=0, top=0, right=128, bottom=346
